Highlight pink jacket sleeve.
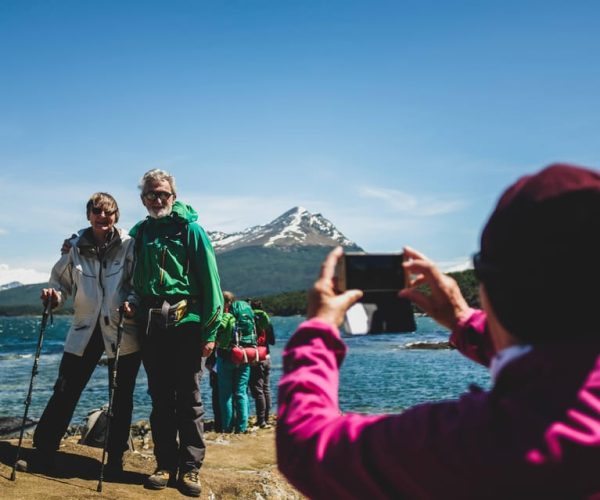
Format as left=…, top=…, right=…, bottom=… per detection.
left=277, top=318, right=487, bottom=499
left=277, top=311, right=500, bottom=500
left=449, top=308, right=495, bottom=367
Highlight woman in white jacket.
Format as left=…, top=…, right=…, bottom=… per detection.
left=32, top=192, right=141, bottom=478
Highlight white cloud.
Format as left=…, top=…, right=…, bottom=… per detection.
left=358, top=186, right=466, bottom=216
left=439, top=257, right=474, bottom=273
left=0, top=264, right=49, bottom=286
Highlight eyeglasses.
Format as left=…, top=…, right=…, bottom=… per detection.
left=143, top=191, right=173, bottom=201
left=91, top=207, right=116, bottom=216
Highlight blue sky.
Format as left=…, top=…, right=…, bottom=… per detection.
left=1, top=0, right=599, bottom=285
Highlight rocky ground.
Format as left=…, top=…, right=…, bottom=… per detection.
left=0, top=421, right=302, bottom=500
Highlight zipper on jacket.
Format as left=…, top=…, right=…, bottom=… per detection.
left=159, top=247, right=166, bottom=285
left=98, top=254, right=108, bottom=326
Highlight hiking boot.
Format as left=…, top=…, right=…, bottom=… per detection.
left=259, top=422, right=273, bottom=429
left=178, top=469, right=201, bottom=497
left=145, top=468, right=176, bottom=490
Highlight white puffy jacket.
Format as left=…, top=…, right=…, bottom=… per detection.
left=50, top=227, right=141, bottom=358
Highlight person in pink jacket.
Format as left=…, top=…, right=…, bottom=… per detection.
left=277, top=164, right=600, bottom=499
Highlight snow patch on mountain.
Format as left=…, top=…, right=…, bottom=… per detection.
left=0, top=281, right=24, bottom=291
left=207, top=206, right=360, bottom=253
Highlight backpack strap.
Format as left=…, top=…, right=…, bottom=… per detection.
left=233, top=320, right=240, bottom=347
left=250, top=317, right=257, bottom=346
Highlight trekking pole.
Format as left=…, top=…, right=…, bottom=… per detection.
left=97, top=306, right=125, bottom=492
left=11, top=298, right=54, bottom=481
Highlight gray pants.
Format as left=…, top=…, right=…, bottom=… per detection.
left=249, top=358, right=272, bottom=426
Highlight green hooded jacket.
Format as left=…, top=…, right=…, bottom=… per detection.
left=129, top=201, right=223, bottom=342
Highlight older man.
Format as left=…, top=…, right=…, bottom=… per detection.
left=128, top=169, right=222, bottom=497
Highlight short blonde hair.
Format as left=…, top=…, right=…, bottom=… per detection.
left=139, top=169, right=177, bottom=195
left=86, top=192, right=119, bottom=222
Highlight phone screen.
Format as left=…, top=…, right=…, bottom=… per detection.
left=345, top=254, right=405, bottom=292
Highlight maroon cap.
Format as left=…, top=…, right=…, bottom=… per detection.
left=478, top=163, right=600, bottom=341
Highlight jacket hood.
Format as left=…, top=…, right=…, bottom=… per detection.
left=171, top=201, right=198, bottom=223
left=76, top=227, right=123, bottom=258
left=77, top=227, right=123, bottom=247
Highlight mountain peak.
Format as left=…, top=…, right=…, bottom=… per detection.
left=282, top=206, right=308, bottom=216
left=0, top=281, right=23, bottom=291
left=207, top=207, right=361, bottom=253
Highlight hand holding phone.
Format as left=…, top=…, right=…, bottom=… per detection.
left=306, top=248, right=363, bottom=328
left=336, top=252, right=415, bottom=334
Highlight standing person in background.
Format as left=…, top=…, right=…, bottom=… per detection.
left=248, top=299, right=275, bottom=429
left=129, top=169, right=222, bottom=497
left=215, top=292, right=254, bottom=434
left=277, top=164, right=600, bottom=499
left=33, top=193, right=141, bottom=479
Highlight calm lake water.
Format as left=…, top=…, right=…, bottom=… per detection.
left=0, top=315, right=490, bottom=425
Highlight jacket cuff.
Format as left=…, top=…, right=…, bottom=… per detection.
left=203, top=330, right=217, bottom=343
left=297, top=317, right=341, bottom=337
left=126, top=293, right=139, bottom=308
left=55, top=290, right=65, bottom=308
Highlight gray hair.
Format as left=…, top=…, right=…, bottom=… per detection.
left=139, top=169, right=177, bottom=195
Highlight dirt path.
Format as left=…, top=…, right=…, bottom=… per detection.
left=0, top=428, right=302, bottom=499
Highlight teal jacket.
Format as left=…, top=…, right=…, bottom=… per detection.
left=130, top=201, right=223, bottom=342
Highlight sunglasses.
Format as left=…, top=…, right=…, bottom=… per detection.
left=91, top=207, right=116, bottom=216
left=472, top=252, right=502, bottom=281
left=144, top=191, right=173, bottom=201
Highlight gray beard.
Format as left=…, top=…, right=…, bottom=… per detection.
left=148, top=207, right=172, bottom=219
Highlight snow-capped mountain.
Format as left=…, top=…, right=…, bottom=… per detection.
left=0, top=281, right=23, bottom=291
left=208, top=206, right=361, bottom=253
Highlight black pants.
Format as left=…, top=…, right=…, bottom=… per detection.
left=33, top=324, right=141, bottom=458
left=142, top=321, right=206, bottom=473
left=249, top=358, right=271, bottom=426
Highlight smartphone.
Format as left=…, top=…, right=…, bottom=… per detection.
left=337, top=252, right=416, bottom=333
left=336, top=252, right=406, bottom=292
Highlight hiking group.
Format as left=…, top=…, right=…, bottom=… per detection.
left=21, top=169, right=274, bottom=497
left=209, top=294, right=275, bottom=434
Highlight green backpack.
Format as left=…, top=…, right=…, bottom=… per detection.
left=230, top=300, right=257, bottom=346
left=216, top=312, right=236, bottom=349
